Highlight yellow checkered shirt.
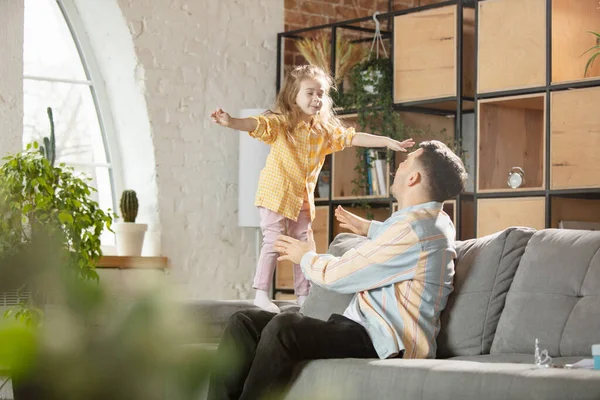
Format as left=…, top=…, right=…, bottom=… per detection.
left=249, top=114, right=356, bottom=222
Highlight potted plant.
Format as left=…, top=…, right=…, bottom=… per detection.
left=113, top=190, right=147, bottom=256
left=0, top=140, right=114, bottom=339
left=0, top=143, right=113, bottom=282
left=0, top=218, right=217, bottom=400
left=583, top=31, right=600, bottom=78
left=336, top=57, right=467, bottom=216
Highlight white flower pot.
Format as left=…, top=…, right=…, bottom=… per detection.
left=113, top=222, right=147, bottom=256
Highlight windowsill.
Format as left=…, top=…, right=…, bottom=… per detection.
left=97, top=256, right=169, bottom=270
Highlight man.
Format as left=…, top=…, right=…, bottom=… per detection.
left=208, top=140, right=468, bottom=400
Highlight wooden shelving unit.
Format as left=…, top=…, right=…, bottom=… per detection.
left=551, top=0, right=600, bottom=84
left=549, top=196, right=600, bottom=229
left=477, top=197, right=546, bottom=238
left=477, top=0, right=546, bottom=94
left=274, top=206, right=329, bottom=295
left=272, top=0, right=600, bottom=295
left=332, top=114, right=391, bottom=201
left=393, top=3, right=475, bottom=103
left=477, top=94, right=546, bottom=193
left=550, top=86, right=600, bottom=190
left=474, top=0, right=600, bottom=237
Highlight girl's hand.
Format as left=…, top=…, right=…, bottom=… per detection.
left=210, top=108, right=232, bottom=127
left=387, top=137, right=415, bottom=152
left=334, top=205, right=371, bottom=236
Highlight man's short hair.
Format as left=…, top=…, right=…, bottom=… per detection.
left=417, top=140, right=468, bottom=202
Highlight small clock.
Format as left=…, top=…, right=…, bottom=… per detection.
left=507, top=167, right=525, bottom=189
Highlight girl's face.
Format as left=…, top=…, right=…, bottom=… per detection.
left=295, top=78, right=325, bottom=118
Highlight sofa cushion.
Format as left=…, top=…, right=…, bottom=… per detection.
left=449, top=353, right=587, bottom=367
left=284, top=358, right=600, bottom=400
left=437, top=227, right=536, bottom=358
left=491, top=229, right=600, bottom=357
left=299, top=233, right=362, bottom=320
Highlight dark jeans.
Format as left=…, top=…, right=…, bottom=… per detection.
left=207, top=309, right=380, bottom=400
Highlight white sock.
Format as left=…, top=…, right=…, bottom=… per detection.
left=297, top=295, right=307, bottom=306
left=254, top=290, right=280, bottom=314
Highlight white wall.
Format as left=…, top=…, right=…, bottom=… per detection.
left=112, top=0, right=283, bottom=299
left=0, top=0, right=24, bottom=158
left=0, top=0, right=283, bottom=300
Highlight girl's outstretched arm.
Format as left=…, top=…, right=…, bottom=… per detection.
left=210, top=108, right=258, bottom=132
left=351, top=132, right=415, bottom=152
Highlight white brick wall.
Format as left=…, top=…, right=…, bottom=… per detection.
left=0, top=0, right=24, bottom=158
left=0, top=0, right=281, bottom=301
left=116, top=0, right=283, bottom=299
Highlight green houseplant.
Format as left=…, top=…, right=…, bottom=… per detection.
left=0, top=142, right=113, bottom=323
left=0, top=218, right=221, bottom=400
left=0, top=150, right=219, bottom=400
left=583, top=31, right=600, bottom=78
left=336, top=57, right=466, bottom=215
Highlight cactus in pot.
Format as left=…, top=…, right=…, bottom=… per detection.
left=114, top=189, right=147, bottom=256
left=40, top=107, right=56, bottom=167
left=120, top=190, right=139, bottom=223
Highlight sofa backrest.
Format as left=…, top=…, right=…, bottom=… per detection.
left=490, top=228, right=600, bottom=357
left=299, top=233, right=359, bottom=321
left=436, top=227, right=535, bottom=358
left=301, top=228, right=536, bottom=359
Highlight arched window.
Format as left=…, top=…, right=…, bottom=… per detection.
left=23, top=0, right=118, bottom=244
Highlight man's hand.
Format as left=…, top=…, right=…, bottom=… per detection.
left=210, top=108, right=232, bottom=127
left=334, top=205, right=371, bottom=236
left=274, top=228, right=316, bottom=265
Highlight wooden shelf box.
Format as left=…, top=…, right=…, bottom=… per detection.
left=332, top=147, right=390, bottom=200
left=550, top=196, right=600, bottom=229
left=333, top=114, right=390, bottom=200
left=394, top=111, right=456, bottom=170
left=552, top=0, right=600, bottom=84
left=478, top=0, right=546, bottom=93
left=477, top=94, right=546, bottom=193
left=275, top=206, right=329, bottom=291
left=460, top=196, right=476, bottom=240
left=551, top=86, right=600, bottom=190
left=334, top=206, right=391, bottom=238
left=477, top=197, right=546, bottom=238
left=442, top=200, right=457, bottom=224
left=394, top=4, right=475, bottom=103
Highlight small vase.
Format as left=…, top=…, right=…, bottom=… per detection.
left=113, top=222, right=147, bottom=256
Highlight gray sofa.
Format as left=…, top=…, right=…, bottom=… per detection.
left=190, top=227, right=600, bottom=399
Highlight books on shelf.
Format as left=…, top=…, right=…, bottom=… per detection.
left=365, top=149, right=388, bottom=197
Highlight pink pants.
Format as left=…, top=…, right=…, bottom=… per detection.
left=253, top=201, right=311, bottom=296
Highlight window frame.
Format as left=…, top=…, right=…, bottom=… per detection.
left=23, top=0, right=123, bottom=215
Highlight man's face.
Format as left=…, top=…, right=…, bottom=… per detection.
left=295, top=78, right=324, bottom=117
left=390, top=148, right=423, bottom=199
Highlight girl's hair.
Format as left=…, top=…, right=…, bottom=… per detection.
left=268, top=64, right=345, bottom=145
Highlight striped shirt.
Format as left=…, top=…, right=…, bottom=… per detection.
left=300, top=201, right=456, bottom=359
left=249, top=114, right=356, bottom=222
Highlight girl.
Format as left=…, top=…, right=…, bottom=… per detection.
left=210, top=65, right=414, bottom=313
